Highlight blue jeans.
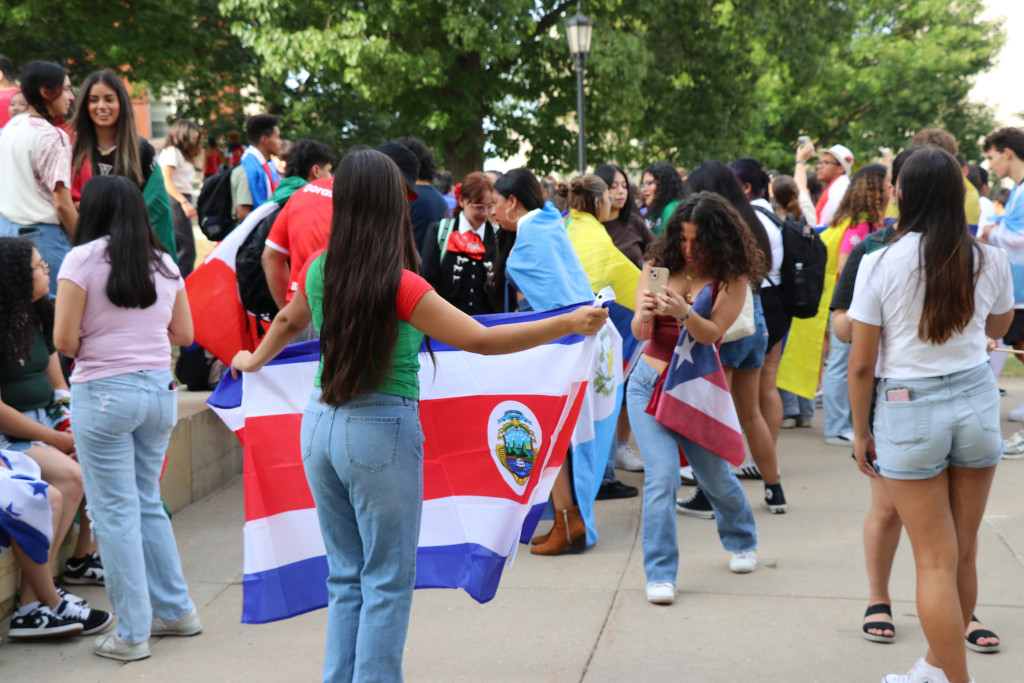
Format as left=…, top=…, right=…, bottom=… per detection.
left=0, top=215, right=71, bottom=297
left=874, top=363, right=1002, bottom=480
left=300, top=390, right=424, bottom=683
left=71, top=370, right=195, bottom=644
left=823, top=318, right=853, bottom=437
left=780, top=389, right=814, bottom=420
left=626, top=359, right=758, bottom=585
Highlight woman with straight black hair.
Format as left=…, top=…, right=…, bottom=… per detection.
left=54, top=175, right=199, bottom=661
left=0, top=60, right=78, bottom=295
left=229, top=151, right=607, bottom=681
left=683, top=160, right=786, bottom=513
left=640, top=161, right=689, bottom=235
left=849, top=146, right=1012, bottom=683
left=70, top=70, right=177, bottom=264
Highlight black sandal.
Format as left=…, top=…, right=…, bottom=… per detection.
left=965, top=614, right=1000, bottom=654
left=862, top=603, right=895, bottom=643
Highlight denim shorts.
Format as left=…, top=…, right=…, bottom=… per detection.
left=873, top=363, right=1002, bottom=480
left=0, top=405, right=67, bottom=452
left=719, top=294, right=768, bottom=371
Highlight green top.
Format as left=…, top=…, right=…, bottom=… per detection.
left=650, top=198, right=682, bottom=237
left=304, top=252, right=425, bottom=399
left=268, top=176, right=307, bottom=205
left=0, top=326, right=55, bottom=412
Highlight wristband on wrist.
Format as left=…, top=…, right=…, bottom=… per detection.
left=679, top=306, right=693, bottom=324
left=795, top=160, right=807, bottom=165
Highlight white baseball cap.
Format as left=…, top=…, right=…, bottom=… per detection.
left=821, top=144, right=854, bottom=175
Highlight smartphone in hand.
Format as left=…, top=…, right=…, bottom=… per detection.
left=647, top=267, right=670, bottom=312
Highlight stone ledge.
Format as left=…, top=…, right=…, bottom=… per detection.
left=0, top=391, right=241, bottom=632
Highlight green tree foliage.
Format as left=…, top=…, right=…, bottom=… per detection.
left=1, top=0, right=1005, bottom=174
left=0, top=0, right=256, bottom=134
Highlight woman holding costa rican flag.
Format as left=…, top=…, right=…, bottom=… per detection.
left=229, top=150, right=607, bottom=683
left=627, top=192, right=765, bottom=606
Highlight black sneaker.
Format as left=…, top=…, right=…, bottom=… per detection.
left=676, top=488, right=715, bottom=519
left=55, top=598, right=114, bottom=635
left=64, top=552, right=104, bottom=585
left=56, top=586, right=88, bottom=606
left=596, top=480, right=639, bottom=500
left=8, top=604, right=84, bottom=639
left=765, top=482, right=787, bottom=514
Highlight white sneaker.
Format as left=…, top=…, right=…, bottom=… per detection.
left=679, top=465, right=696, bottom=485
left=882, top=658, right=950, bottom=683
left=93, top=631, right=151, bottom=661
left=729, top=550, right=757, bottom=574
left=825, top=431, right=855, bottom=447
left=1009, top=402, right=1024, bottom=422
left=615, top=444, right=644, bottom=471
left=1003, top=429, right=1024, bottom=459
left=152, top=608, right=203, bottom=636
left=645, top=582, right=676, bottom=605
left=731, top=458, right=762, bottom=479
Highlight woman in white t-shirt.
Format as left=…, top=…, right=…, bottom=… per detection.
left=159, top=119, right=202, bottom=275
left=849, top=147, right=1013, bottom=683
left=0, top=61, right=78, bottom=296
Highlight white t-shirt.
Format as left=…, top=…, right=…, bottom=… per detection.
left=157, top=145, right=197, bottom=198
left=849, top=232, right=1012, bottom=379
left=752, top=198, right=782, bottom=288
left=0, top=114, right=72, bottom=225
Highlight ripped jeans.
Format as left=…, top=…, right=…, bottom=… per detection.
left=71, top=369, right=194, bottom=644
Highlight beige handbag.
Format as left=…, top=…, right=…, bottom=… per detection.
left=721, top=284, right=755, bottom=343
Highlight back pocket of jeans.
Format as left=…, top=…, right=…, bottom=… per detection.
left=880, top=399, right=930, bottom=448
left=300, top=408, right=324, bottom=462
left=345, top=416, right=401, bottom=472
left=963, top=385, right=1000, bottom=434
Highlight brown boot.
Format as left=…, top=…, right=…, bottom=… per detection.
left=530, top=526, right=552, bottom=545
left=530, top=506, right=586, bottom=555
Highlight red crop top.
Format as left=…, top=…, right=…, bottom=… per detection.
left=643, top=314, right=683, bottom=362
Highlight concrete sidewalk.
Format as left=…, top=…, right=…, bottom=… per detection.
left=2, top=383, right=1023, bottom=682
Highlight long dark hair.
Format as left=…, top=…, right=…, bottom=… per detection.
left=644, top=161, right=688, bottom=223
left=0, top=238, right=54, bottom=364
left=20, top=61, right=66, bottom=125
left=892, top=146, right=981, bottom=345
left=646, top=192, right=766, bottom=289
left=71, top=70, right=144, bottom=186
left=75, top=175, right=175, bottom=309
left=488, top=168, right=547, bottom=311
left=492, top=168, right=545, bottom=212
left=687, top=160, right=773, bottom=271
left=319, top=149, right=419, bottom=405
left=594, top=163, right=638, bottom=220
left=831, top=163, right=888, bottom=230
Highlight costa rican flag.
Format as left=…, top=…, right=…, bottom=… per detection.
left=648, top=308, right=746, bottom=467
left=184, top=201, right=280, bottom=365
left=208, top=305, right=598, bottom=624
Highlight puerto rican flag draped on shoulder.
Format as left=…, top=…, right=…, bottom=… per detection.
left=646, top=285, right=745, bottom=467
left=208, top=304, right=597, bottom=624
left=184, top=201, right=280, bottom=365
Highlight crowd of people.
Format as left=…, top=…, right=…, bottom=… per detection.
left=1, top=52, right=1022, bottom=683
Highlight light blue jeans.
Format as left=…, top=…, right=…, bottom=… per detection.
left=780, top=389, right=815, bottom=421
left=874, top=363, right=1002, bottom=480
left=626, top=359, right=758, bottom=585
left=0, top=215, right=71, bottom=297
left=823, top=318, right=853, bottom=437
left=71, top=369, right=195, bottom=644
left=300, top=390, right=424, bottom=683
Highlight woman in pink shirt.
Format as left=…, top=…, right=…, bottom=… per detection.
left=54, top=175, right=199, bottom=662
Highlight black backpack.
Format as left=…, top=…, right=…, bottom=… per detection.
left=236, top=207, right=282, bottom=322
left=196, top=166, right=236, bottom=240
left=753, top=205, right=827, bottom=319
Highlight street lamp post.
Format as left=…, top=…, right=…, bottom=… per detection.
left=565, top=10, right=594, bottom=175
